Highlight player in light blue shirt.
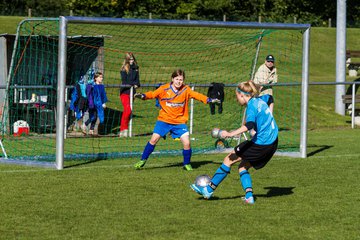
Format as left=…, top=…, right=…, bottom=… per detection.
left=191, top=80, right=278, bottom=204
left=246, top=95, right=278, bottom=145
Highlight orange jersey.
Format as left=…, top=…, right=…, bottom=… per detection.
left=144, top=83, right=208, bottom=124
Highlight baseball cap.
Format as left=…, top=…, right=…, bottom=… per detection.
left=266, top=55, right=275, bottom=62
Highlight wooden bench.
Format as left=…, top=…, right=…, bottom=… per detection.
left=342, top=94, right=360, bottom=115
left=346, top=50, right=360, bottom=76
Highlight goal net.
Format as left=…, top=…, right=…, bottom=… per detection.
left=1, top=17, right=310, bottom=168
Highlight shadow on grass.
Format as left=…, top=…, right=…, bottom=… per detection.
left=307, top=145, right=333, bottom=157
left=256, top=186, right=295, bottom=198
left=192, top=160, right=221, bottom=169
left=144, top=160, right=219, bottom=170
left=209, top=186, right=295, bottom=201
left=193, top=196, right=221, bottom=201
left=64, top=155, right=109, bottom=169
left=64, top=155, right=219, bottom=170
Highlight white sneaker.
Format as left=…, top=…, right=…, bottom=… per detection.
left=190, top=184, right=213, bottom=199
left=119, top=129, right=129, bottom=137
left=241, top=196, right=255, bottom=205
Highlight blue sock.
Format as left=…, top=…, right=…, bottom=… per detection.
left=206, top=163, right=231, bottom=192
left=239, top=170, right=253, bottom=199
left=141, top=142, right=155, bottom=160
left=183, top=149, right=192, bottom=165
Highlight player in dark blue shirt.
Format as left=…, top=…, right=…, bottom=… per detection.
left=191, top=80, right=278, bottom=204
left=83, top=72, right=108, bottom=135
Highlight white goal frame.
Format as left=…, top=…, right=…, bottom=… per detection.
left=56, top=16, right=311, bottom=170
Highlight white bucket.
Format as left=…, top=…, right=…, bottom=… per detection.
left=13, top=120, right=30, bottom=136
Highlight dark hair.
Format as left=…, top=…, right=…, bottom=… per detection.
left=94, top=72, right=103, bottom=79
left=171, top=69, right=185, bottom=80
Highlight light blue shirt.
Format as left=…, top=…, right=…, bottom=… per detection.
left=246, top=97, right=278, bottom=145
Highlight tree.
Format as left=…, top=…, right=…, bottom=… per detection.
left=194, top=0, right=235, bottom=21
left=66, top=0, right=119, bottom=17
left=0, top=0, right=358, bottom=27
left=0, top=0, right=27, bottom=16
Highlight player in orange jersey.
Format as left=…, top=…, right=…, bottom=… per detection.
left=134, top=69, right=220, bottom=171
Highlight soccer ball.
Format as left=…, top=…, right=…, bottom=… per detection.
left=194, top=174, right=211, bottom=187
left=211, top=128, right=222, bottom=138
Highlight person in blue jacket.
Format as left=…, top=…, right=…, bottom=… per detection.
left=69, top=76, right=87, bottom=121
left=83, top=72, right=108, bottom=135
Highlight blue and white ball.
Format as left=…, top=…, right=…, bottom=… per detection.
left=195, top=175, right=211, bottom=187
left=211, top=128, right=222, bottom=138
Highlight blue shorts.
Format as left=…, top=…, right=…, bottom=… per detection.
left=153, top=121, right=189, bottom=139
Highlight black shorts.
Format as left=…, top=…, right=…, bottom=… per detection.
left=267, top=95, right=274, bottom=105
left=234, top=138, right=278, bottom=170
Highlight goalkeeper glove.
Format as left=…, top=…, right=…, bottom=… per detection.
left=207, top=98, right=221, bottom=104
left=134, top=93, right=145, bottom=100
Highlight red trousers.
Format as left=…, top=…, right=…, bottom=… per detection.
left=120, top=93, right=132, bottom=131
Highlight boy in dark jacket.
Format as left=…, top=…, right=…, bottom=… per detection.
left=83, top=72, right=108, bottom=135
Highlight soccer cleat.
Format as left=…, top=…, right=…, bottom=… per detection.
left=241, top=196, right=255, bottom=205
left=183, top=164, right=193, bottom=171
left=190, top=184, right=213, bottom=199
left=134, top=160, right=146, bottom=170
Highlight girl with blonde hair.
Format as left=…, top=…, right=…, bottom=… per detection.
left=191, top=80, right=278, bottom=204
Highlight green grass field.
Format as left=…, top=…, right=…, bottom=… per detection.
left=0, top=16, right=25, bottom=34
left=0, top=128, right=359, bottom=239
left=1, top=16, right=360, bottom=239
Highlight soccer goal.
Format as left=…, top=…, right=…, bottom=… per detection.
left=1, top=17, right=310, bottom=169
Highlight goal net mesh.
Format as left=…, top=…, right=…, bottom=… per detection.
left=1, top=18, right=303, bottom=166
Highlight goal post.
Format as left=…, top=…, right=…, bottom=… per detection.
left=1, top=16, right=310, bottom=169
left=56, top=16, right=310, bottom=169
left=56, top=17, right=68, bottom=169
left=301, top=27, right=310, bottom=159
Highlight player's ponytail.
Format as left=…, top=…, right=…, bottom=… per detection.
left=237, top=80, right=260, bottom=97
left=248, top=80, right=260, bottom=96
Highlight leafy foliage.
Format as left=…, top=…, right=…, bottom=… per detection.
left=0, top=0, right=359, bottom=27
